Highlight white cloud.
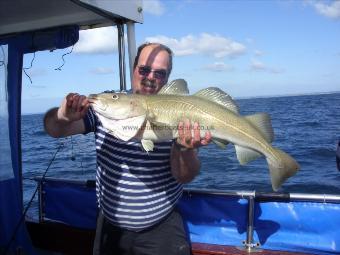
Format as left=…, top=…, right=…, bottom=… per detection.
left=74, top=27, right=118, bottom=54
left=202, top=62, right=234, bottom=72
left=310, top=1, right=340, bottom=19
left=90, top=67, right=114, bottom=75
left=143, top=0, right=165, bottom=16
left=145, top=33, right=246, bottom=58
left=250, top=59, right=284, bottom=74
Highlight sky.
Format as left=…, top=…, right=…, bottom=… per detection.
left=21, top=0, right=340, bottom=114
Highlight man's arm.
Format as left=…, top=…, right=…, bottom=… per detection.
left=44, top=93, right=90, bottom=138
left=170, top=121, right=211, bottom=183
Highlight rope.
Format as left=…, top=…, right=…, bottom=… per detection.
left=54, top=45, right=74, bottom=71
left=22, top=52, right=36, bottom=84
left=22, top=34, right=36, bottom=84
left=2, top=141, right=65, bottom=255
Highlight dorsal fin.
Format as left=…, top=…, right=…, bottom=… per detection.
left=158, top=79, right=189, bottom=95
left=245, top=113, right=274, bottom=143
left=193, top=87, right=239, bottom=114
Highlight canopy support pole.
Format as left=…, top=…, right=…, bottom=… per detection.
left=117, top=23, right=126, bottom=92
left=127, top=21, right=136, bottom=88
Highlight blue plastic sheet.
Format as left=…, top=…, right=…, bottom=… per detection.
left=0, top=44, right=14, bottom=181
left=39, top=180, right=340, bottom=255
left=43, top=180, right=97, bottom=229
left=179, top=192, right=340, bottom=255
left=0, top=26, right=79, bottom=254
left=179, top=192, right=249, bottom=246
left=254, top=201, right=340, bottom=254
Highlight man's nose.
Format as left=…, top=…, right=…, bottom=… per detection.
left=147, top=71, right=156, bottom=80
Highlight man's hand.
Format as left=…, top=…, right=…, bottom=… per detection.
left=58, top=93, right=90, bottom=122
left=170, top=120, right=212, bottom=183
left=176, top=120, right=212, bottom=150
left=44, top=93, right=89, bottom=138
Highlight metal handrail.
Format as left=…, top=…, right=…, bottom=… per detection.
left=34, top=177, right=340, bottom=203
left=183, top=188, right=340, bottom=203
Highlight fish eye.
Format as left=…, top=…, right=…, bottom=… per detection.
left=112, top=94, right=119, bottom=100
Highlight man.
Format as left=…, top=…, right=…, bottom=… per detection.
left=44, top=43, right=211, bottom=255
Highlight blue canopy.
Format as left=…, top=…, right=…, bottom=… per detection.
left=0, top=26, right=79, bottom=254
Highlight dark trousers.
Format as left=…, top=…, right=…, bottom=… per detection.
left=93, top=209, right=191, bottom=255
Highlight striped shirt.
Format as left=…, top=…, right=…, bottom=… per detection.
left=84, top=107, right=183, bottom=231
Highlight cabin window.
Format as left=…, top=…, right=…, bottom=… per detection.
left=0, top=44, right=14, bottom=180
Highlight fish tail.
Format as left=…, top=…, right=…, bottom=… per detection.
left=267, top=148, right=300, bottom=191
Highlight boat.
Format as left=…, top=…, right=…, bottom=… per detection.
left=1, top=1, right=339, bottom=254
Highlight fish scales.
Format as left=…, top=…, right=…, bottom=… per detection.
left=146, top=94, right=272, bottom=156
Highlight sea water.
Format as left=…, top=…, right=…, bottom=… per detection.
left=21, top=93, right=340, bottom=217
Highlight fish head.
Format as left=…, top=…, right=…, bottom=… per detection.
left=88, top=93, right=146, bottom=120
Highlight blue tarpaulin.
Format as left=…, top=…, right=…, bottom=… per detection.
left=0, top=26, right=78, bottom=254
left=39, top=179, right=340, bottom=255
left=179, top=193, right=340, bottom=255
left=43, top=179, right=97, bottom=229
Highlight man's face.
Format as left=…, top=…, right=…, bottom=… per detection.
left=132, top=45, right=170, bottom=95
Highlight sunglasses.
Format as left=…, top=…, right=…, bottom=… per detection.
left=137, top=65, right=167, bottom=80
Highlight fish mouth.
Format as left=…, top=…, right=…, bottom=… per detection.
left=87, top=94, right=107, bottom=111
left=87, top=94, right=97, bottom=102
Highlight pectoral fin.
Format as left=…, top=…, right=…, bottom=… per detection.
left=141, top=139, right=155, bottom=152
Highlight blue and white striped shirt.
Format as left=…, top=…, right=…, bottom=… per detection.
left=84, top=107, right=183, bottom=231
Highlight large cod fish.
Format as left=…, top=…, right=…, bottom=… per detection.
left=88, top=79, right=299, bottom=191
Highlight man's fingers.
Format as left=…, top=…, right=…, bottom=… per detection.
left=200, top=131, right=212, bottom=146
left=77, top=95, right=87, bottom=112
left=205, top=131, right=212, bottom=141
left=71, top=94, right=79, bottom=110
left=176, top=120, right=212, bottom=149
left=178, top=121, right=184, bottom=138
left=193, top=122, right=200, bottom=140
left=80, top=104, right=90, bottom=117
left=71, top=94, right=87, bottom=112
left=192, top=122, right=201, bottom=147
left=66, top=93, right=76, bottom=107
left=65, top=93, right=89, bottom=114
left=184, top=120, right=192, bottom=144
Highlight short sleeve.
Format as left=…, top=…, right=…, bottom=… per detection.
left=83, top=106, right=97, bottom=134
